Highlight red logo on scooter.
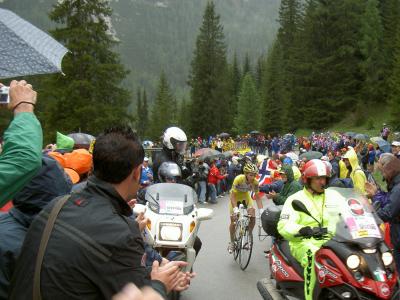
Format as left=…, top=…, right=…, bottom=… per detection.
left=380, top=284, right=390, bottom=297
left=348, top=199, right=364, bottom=216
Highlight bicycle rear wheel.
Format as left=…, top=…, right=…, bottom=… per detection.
left=233, top=221, right=241, bottom=260
left=239, top=227, right=253, bottom=270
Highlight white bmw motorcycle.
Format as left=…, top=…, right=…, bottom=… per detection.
left=133, top=183, right=213, bottom=273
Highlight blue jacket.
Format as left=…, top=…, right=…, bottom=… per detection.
left=0, top=155, right=71, bottom=299
left=376, top=173, right=400, bottom=248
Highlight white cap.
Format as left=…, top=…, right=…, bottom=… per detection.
left=144, top=157, right=149, bottom=162
left=392, top=141, right=400, bottom=147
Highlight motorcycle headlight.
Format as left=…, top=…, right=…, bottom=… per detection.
left=159, top=222, right=183, bottom=242
left=346, top=255, right=361, bottom=269
left=382, top=252, right=393, bottom=266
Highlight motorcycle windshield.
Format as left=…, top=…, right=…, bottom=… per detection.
left=329, top=187, right=383, bottom=246
left=145, top=183, right=197, bottom=215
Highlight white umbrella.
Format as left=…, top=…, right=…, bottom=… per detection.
left=0, top=8, right=68, bottom=78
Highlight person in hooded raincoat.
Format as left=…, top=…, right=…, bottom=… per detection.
left=342, top=148, right=367, bottom=194
left=267, top=164, right=302, bottom=205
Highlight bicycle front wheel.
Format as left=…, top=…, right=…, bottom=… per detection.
left=239, top=227, right=253, bottom=270
left=233, top=221, right=241, bottom=261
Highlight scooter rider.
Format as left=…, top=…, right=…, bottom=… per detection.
left=277, top=159, right=340, bottom=300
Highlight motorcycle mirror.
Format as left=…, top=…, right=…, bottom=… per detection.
left=292, top=200, right=310, bottom=215
left=197, top=208, right=214, bottom=221
left=292, top=200, right=321, bottom=226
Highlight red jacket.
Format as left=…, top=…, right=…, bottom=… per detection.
left=208, top=165, right=225, bottom=185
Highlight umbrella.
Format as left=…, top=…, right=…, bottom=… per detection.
left=222, top=150, right=234, bottom=158
left=345, top=132, right=356, bottom=138
left=375, top=140, right=391, bottom=153
left=219, top=132, right=230, bottom=138
left=370, top=137, right=386, bottom=144
left=68, top=133, right=95, bottom=146
left=299, top=151, right=323, bottom=161
left=199, top=149, right=222, bottom=160
left=285, top=152, right=299, bottom=161
left=194, top=148, right=212, bottom=157
left=250, top=130, right=260, bottom=135
left=0, top=8, right=68, bottom=78
left=354, top=133, right=369, bottom=141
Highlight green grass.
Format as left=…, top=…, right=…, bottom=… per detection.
left=294, top=106, right=391, bottom=138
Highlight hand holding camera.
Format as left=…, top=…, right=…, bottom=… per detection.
left=0, top=80, right=37, bottom=114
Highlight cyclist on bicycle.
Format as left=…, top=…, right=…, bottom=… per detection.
left=228, top=163, right=263, bottom=253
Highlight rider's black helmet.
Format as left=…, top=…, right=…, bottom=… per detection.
left=158, top=162, right=182, bottom=183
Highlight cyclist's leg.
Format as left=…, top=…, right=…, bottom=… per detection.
left=229, top=201, right=236, bottom=242
left=246, top=196, right=255, bottom=235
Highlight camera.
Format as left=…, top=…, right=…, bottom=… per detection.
left=0, top=86, right=10, bottom=104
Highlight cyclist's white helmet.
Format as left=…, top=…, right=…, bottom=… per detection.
left=163, top=127, right=187, bottom=154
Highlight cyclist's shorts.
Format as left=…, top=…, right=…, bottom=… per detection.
left=229, top=193, right=253, bottom=214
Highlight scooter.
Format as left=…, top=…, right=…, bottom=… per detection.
left=257, top=187, right=399, bottom=300
left=133, top=183, right=213, bottom=299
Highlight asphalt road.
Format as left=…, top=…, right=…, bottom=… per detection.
left=181, top=195, right=273, bottom=300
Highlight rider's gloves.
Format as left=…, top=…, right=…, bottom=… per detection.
left=298, top=226, right=313, bottom=238
left=233, top=207, right=240, bottom=215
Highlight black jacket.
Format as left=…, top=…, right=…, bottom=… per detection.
left=0, top=155, right=72, bottom=300
left=377, top=173, right=400, bottom=248
left=9, top=176, right=166, bottom=300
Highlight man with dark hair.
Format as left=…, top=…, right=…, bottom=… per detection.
left=9, top=126, right=190, bottom=300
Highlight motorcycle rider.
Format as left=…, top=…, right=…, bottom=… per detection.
left=153, top=127, right=191, bottom=184
left=153, top=136, right=202, bottom=255
left=277, top=159, right=341, bottom=300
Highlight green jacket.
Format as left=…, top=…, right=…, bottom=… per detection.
left=0, top=113, right=42, bottom=207
left=274, top=165, right=303, bottom=205
left=277, top=188, right=342, bottom=265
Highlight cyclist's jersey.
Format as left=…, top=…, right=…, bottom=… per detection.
left=229, top=174, right=259, bottom=213
left=231, top=174, right=259, bottom=195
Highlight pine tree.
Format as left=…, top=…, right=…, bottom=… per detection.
left=242, top=53, right=252, bottom=76
left=136, top=88, right=144, bottom=136
left=235, top=74, right=261, bottom=133
left=39, top=0, right=130, bottom=140
left=293, top=0, right=364, bottom=128
left=275, top=0, right=303, bottom=130
left=379, top=0, right=400, bottom=101
left=388, top=31, right=400, bottom=130
left=261, top=42, right=286, bottom=133
left=255, top=55, right=265, bottom=91
left=231, top=52, right=242, bottom=101
left=149, top=72, right=175, bottom=139
left=178, top=98, right=192, bottom=135
left=142, top=89, right=149, bottom=138
left=358, top=0, right=384, bottom=122
left=188, top=1, right=231, bottom=136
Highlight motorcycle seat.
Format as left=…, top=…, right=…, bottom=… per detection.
left=277, top=240, right=304, bottom=277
